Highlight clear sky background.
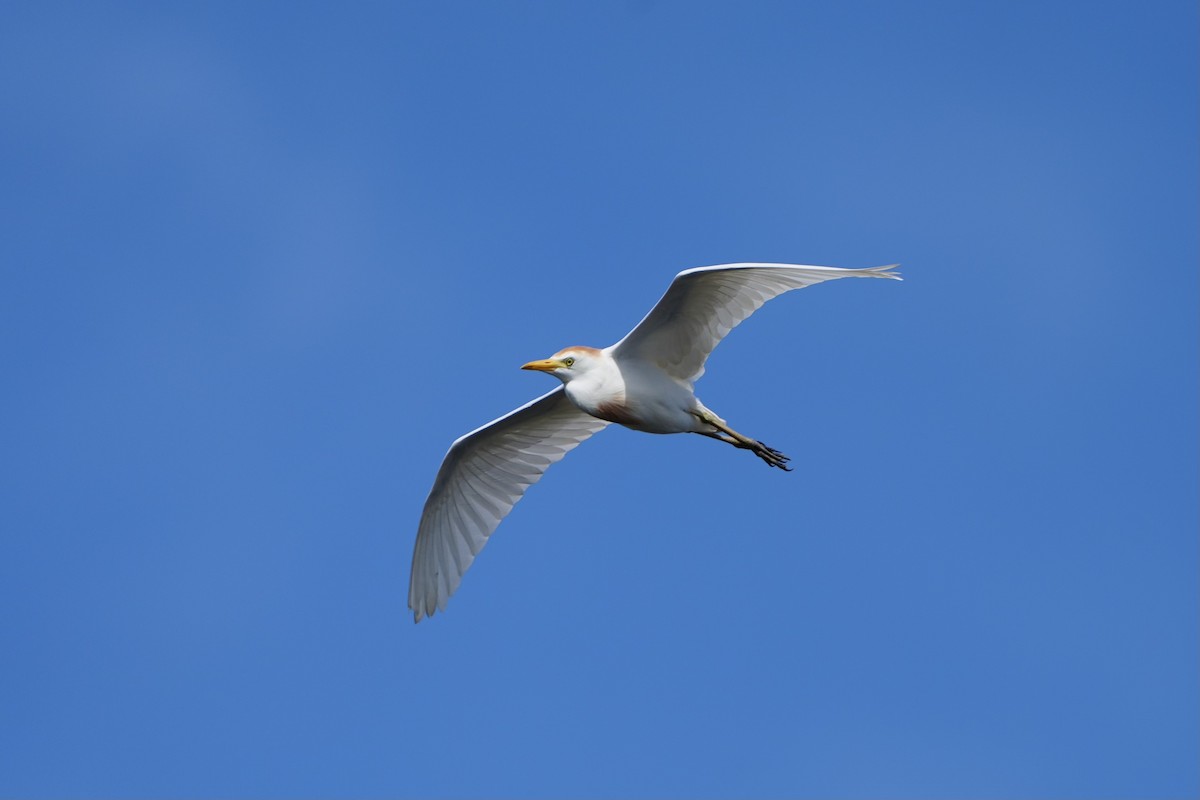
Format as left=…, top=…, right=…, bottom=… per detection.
left=1, top=2, right=1196, bottom=797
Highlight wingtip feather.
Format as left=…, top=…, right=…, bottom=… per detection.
left=872, top=263, right=902, bottom=280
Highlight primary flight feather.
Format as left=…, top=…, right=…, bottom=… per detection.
left=410, top=262, right=900, bottom=622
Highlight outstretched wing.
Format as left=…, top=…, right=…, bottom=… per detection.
left=409, top=387, right=610, bottom=622
left=610, top=263, right=901, bottom=382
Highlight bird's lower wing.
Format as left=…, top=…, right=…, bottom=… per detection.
left=610, top=263, right=901, bottom=382
left=409, top=387, right=610, bottom=622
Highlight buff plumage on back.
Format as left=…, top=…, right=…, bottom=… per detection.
left=611, top=263, right=901, bottom=382
left=409, top=387, right=609, bottom=622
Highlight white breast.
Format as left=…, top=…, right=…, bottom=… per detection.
left=575, top=358, right=697, bottom=434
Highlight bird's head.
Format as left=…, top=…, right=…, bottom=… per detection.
left=521, top=346, right=603, bottom=384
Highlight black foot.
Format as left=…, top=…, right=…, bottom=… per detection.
left=754, top=442, right=792, bottom=471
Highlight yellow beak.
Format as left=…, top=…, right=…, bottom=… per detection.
left=521, top=358, right=564, bottom=372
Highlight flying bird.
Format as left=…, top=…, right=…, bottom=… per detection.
left=409, top=262, right=900, bottom=621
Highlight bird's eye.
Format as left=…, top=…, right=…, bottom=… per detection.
left=562, top=357, right=576, bottom=367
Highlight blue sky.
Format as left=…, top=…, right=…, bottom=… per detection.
left=1, top=1, right=1195, bottom=797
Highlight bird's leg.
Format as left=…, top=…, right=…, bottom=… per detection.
left=697, top=431, right=751, bottom=449
left=693, top=412, right=792, bottom=471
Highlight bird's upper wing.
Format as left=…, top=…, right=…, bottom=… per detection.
left=610, top=263, right=901, bottom=382
left=409, top=386, right=609, bottom=622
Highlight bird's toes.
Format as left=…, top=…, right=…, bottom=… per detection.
left=761, top=443, right=789, bottom=460
left=754, top=442, right=792, bottom=470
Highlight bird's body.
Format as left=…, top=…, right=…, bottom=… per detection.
left=410, top=262, right=901, bottom=621
left=559, top=348, right=701, bottom=434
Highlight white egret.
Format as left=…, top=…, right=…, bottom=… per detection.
left=409, top=262, right=900, bottom=621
